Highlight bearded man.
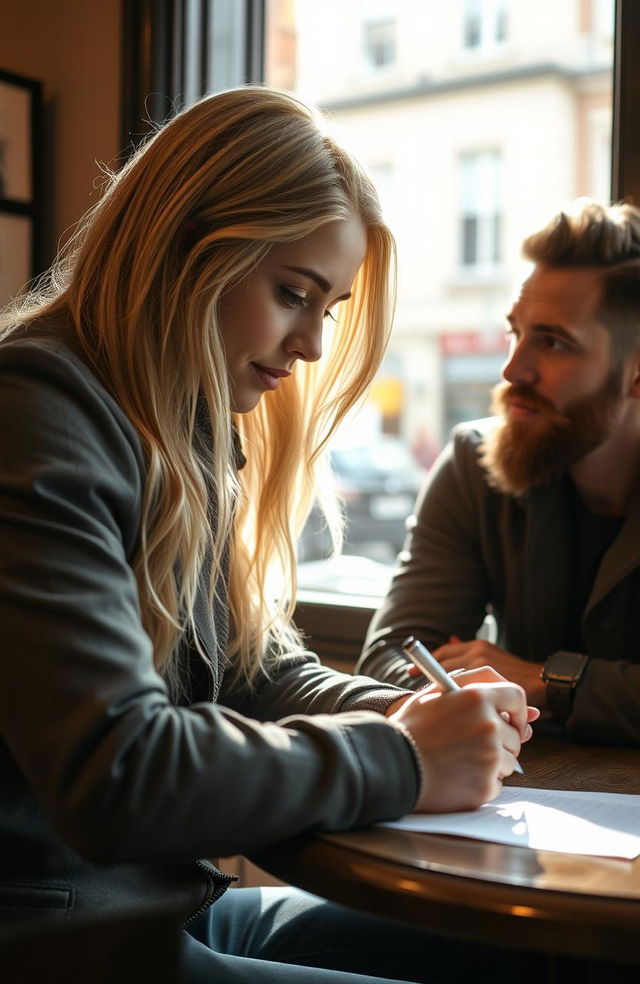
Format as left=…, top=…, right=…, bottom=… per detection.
left=357, top=198, right=640, bottom=744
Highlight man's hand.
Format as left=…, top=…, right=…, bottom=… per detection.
left=387, top=666, right=540, bottom=814
left=411, top=637, right=547, bottom=707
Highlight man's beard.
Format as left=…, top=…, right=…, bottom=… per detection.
left=479, top=368, right=624, bottom=496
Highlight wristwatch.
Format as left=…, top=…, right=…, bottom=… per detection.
left=541, top=651, right=589, bottom=722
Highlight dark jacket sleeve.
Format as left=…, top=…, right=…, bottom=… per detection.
left=569, top=660, right=640, bottom=744
left=0, top=341, right=419, bottom=867
left=221, top=649, right=411, bottom=720
left=357, top=428, right=491, bottom=687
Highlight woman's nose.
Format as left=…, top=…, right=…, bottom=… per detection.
left=285, top=319, right=323, bottom=363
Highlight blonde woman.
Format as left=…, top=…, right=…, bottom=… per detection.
left=0, top=87, right=534, bottom=983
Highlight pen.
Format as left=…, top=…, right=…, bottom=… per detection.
left=402, top=635, right=524, bottom=775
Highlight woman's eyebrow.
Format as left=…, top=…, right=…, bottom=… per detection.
left=284, top=265, right=331, bottom=291
left=284, top=265, right=352, bottom=301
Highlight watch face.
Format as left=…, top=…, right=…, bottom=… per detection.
left=545, top=651, right=588, bottom=682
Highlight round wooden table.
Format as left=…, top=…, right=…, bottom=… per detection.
left=252, top=726, right=640, bottom=976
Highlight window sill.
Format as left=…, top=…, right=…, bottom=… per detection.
left=294, top=590, right=377, bottom=673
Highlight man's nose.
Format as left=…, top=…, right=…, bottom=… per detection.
left=502, top=340, right=538, bottom=386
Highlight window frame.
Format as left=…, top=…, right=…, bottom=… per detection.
left=611, top=0, right=640, bottom=203
left=121, top=0, right=265, bottom=149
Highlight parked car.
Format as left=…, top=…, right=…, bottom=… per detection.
left=297, top=436, right=425, bottom=564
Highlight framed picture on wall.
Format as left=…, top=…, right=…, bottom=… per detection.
left=0, top=68, right=42, bottom=306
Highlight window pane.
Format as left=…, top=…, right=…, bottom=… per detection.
left=463, top=0, right=482, bottom=49
left=363, top=19, right=396, bottom=69
left=265, top=0, right=614, bottom=598
left=461, top=215, right=477, bottom=265
left=206, top=0, right=247, bottom=93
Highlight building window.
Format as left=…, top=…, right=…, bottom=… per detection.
left=459, top=151, right=502, bottom=272
left=462, top=0, right=508, bottom=53
left=363, top=17, right=396, bottom=69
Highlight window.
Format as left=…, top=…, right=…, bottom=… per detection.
left=363, top=18, right=396, bottom=70
left=463, top=0, right=482, bottom=49
left=361, top=0, right=397, bottom=72
left=462, top=0, right=507, bottom=53
left=458, top=151, right=502, bottom=273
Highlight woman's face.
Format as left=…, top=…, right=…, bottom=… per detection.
left=217, top=212, right=367, bottom=413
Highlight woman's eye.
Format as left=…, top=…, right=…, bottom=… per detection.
left=280, top=286, right=307, bottom=308
left=324, top=308, right=337, bottom=322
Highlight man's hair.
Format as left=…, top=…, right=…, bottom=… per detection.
left=523, top=198, right=640, bottom=359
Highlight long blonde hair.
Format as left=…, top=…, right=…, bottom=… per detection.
left=0, top=86, right=395, bottom=690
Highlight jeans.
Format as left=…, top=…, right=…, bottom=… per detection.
left=180, top=885, right=522, bottom=983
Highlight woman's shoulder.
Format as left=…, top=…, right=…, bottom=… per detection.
left=1, top=328, right=107, bottom=396
left=0, top=329, right=146, bottom=480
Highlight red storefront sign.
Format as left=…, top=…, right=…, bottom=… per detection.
left=440, top=330, right=508, bottom=357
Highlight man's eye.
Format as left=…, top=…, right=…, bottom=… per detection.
left=280, top=286, right=307, bottom=308
left=542, top=335, right=567, bottom=350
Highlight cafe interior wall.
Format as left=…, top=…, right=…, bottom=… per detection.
left=0, top=0, right=121, bottom=267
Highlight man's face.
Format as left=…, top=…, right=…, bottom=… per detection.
left=481, top=264, right=626, bottom=495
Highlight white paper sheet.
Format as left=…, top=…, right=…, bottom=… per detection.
left=381, top=786, right=640, bottom=859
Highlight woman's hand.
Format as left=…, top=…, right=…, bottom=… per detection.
left=387, top=666, right=539, bottom=814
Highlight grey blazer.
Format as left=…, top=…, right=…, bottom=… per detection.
left=0, top=337, right=417, bottom=928
left=358, top=419, right=640, bottom=745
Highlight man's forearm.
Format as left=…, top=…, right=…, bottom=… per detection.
left=357, top=640, right=421, bottom=690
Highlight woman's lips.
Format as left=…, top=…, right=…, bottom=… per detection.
left=252, top=363, right=291, bottom=391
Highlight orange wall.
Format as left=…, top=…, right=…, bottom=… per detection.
left=0, top=0, right=121, bottom=264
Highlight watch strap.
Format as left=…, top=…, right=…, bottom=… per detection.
left=545, top=677, right=576, bottom=722
left=542, top=651, right=589, bottom=723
